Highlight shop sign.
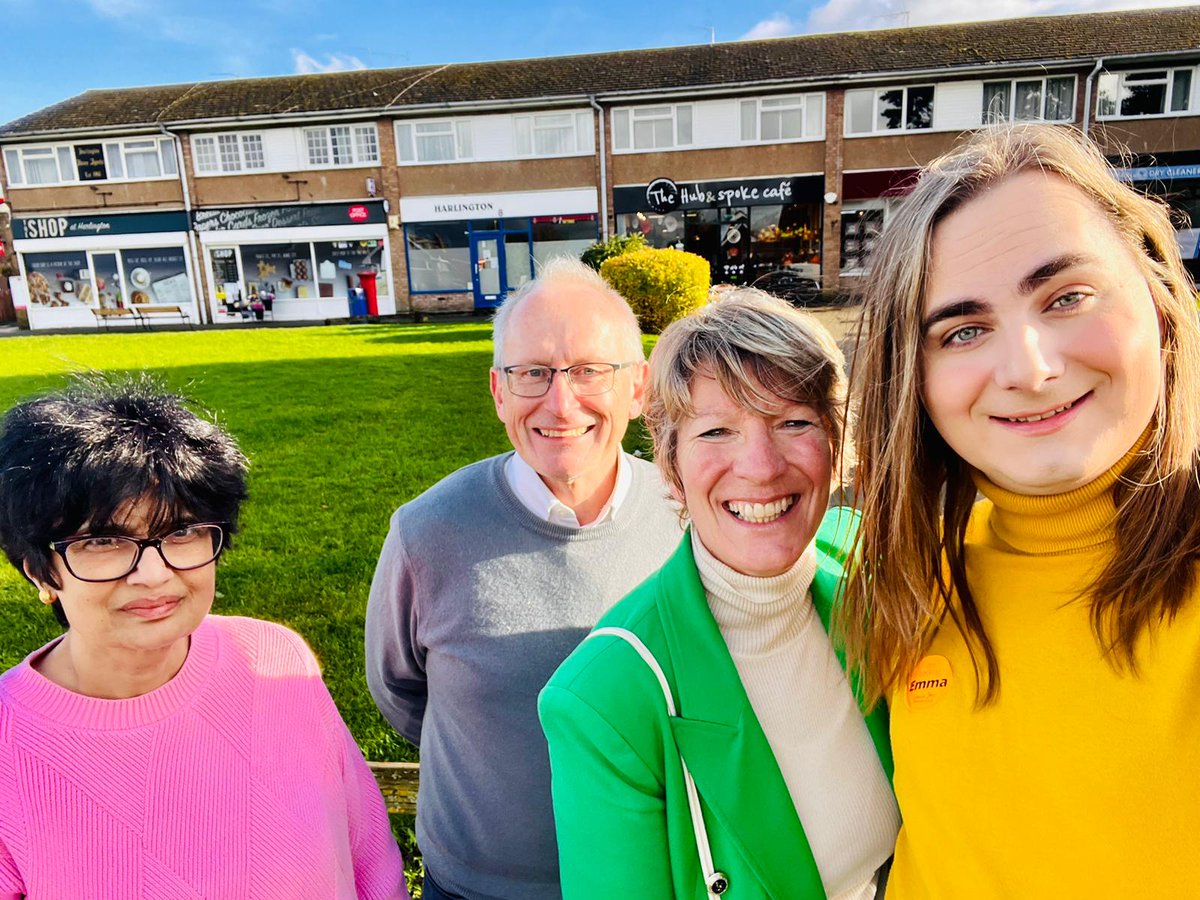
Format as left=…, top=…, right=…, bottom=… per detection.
left=13, top=210, right=189, bottom=241
left=74, top=144, right=108, bottom=182
left=400, top=188, right=598, bottom=223
left=192, top=201, right=386, bottom=232
left=646, top=178, right=680, bottom=213
left=615, top=175, right=821, bottom=214
left=1116, top=164, right=1200, bottom=182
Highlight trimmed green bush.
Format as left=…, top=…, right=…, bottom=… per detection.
left=580, top=232, right=646, bottom=271
left=600, top=247, right=710, bottom=334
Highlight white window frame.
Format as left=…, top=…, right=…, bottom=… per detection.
left=982, top=75, right=1077, bottom=124
left=512, top=111, right=594, bottom=158
left=303, top=124, right=380, bottom=168
left=2, top=137, right=177, bottom=187
left=395, top=118, right=474, bottom=165
left=844, top=85, right=936, bottom=136
left=611, top=104, right=694, bottom=153
left=1097, top=67, right=1197, bottom=120
left=192, top=132, right=267, bottom=175
left=739, top=93, right=825, bottom=144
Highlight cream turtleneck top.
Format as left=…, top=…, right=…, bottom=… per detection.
left=690, top=531, right=900, bottom=900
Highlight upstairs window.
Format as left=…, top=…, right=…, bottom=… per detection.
left=304, top=125, right=380, bottom=167
left=983, top=76, right=1075, bottom=123
left=513, top=112, right=593, bottom=157
left=193, top=133, right=266, bottom=174
left=846, top=85, right=934, bottom=135
left=396, top=119, right=474, bottom=164
left=1098, top=68, right=1194, bottom=118
left=3, top=137, right=176, bottom=186
left=612, top=105, right=693, bottom=151
left=740, top=94, right=824, bottom=142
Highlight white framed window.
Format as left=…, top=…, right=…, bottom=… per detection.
left=2, top=137, right=176, bottom=186
left=395, top=119, right=474, bottom=164
left=845, top=85, right=935, bottom=135
left=513, top=112, right=593, bottom=157
left=193, top=133, right=266, bottom=174
left=982, top=76, right=1076, bottom=124
left=1098, top=67, right=1195, bottom=119
left=612, top=105, right=693, bottom=152
left=739, top=94, right=824, bottom=143
left=304, top=124, right=380, bottom=167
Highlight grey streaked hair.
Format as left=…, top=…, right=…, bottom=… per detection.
left=644, top=287, right=849, bottom=510
left=491, top=256, right=643, bottom=367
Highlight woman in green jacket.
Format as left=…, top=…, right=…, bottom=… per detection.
left=539, top=289, right=899, bottom=899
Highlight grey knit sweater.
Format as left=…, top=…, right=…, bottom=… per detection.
left=365, top=452, right=681, bottom=900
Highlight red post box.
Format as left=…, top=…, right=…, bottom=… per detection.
left=358, top=271, right=379, bottom=317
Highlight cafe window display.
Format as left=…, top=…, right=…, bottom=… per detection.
left=620, top=202, right=820, bottom=286
left=232, top=240, right=389, bottom=303
left=22, top=247, right=189, bottom=309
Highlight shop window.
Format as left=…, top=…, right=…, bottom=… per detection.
left=983, top=76, right=1075, bottom=124
left=120, top=248, right=189, bottom=306
left=396, top=119, right=474, bottom=164
left=532, top=214, right=598, bottom=268
left=406, top=221, right=471, bottom=292
left=846, top=85, right=934, bottom=135
left=1098, top=68, right=1195, bottom=118
left=314, top=240, right=388, bottom=298
left=22, top=251, right=92, bottom=307
left=239, top=243, right=316, bottom=300
left=840, top=207, right=886, bottom=274
left=194, top=133, right=266, bottom=174
left=304, top=125, right=380, bottom=167
left=513, top=112, right=593, bottom=158
left=739, top=94, right=824, bottom=143
left=612, top=104, right=693, bottom=152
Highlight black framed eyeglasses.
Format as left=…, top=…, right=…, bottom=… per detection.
left=49, top=523, right=228, bottom=583
left=499, top=361, right=639, bottom=398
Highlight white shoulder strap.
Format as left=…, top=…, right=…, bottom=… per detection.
left=586, top=628, right=729, bottom=897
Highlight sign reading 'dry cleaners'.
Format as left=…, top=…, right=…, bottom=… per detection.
left=192, top=201, right=387, bottom=232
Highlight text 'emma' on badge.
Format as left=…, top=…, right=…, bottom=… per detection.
left=906, top=655, right=952, bottom=709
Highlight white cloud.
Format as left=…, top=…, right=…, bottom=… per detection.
left=741, top=12, right=801, bottom=40
left=804, top=0, right=1196, bottom=35
left=291, top=49, right=367, bottom=74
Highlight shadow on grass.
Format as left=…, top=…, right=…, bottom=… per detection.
left=349, top=323, right=493, bottom=346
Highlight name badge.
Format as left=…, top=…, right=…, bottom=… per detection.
left=906, top=655, right=952, bottom=709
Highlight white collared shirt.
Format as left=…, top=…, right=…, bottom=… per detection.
left=504, top=451, right=632, bottom=529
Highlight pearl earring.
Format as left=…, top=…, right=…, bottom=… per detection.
left=37, top=586, right=56, bottom=605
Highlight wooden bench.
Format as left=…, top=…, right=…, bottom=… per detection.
left=91, top=307, right=137, bottom=330
left=368, top=761, right=420, bottom=816
left=132, top=304, right=192, bottom=329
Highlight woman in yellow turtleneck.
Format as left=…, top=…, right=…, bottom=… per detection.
left=841, top=123, right=1200, bottom=898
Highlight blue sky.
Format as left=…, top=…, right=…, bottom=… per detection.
left=0, top=0, right=1192, bottom=127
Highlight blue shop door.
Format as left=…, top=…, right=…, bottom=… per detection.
left=471, top=231, right=505, bottom=310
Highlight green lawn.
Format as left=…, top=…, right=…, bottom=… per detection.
left=0, top=320, right=655, bottom=890
left=0, top=321, right=516, bottom=762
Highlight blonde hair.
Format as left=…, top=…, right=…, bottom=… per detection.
left=645, top=287, right=850, bottom=515
left=843, top=123, right=1200, bottom=705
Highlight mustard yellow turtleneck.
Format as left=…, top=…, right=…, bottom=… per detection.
left=887, top=443, right=1200, bottom=899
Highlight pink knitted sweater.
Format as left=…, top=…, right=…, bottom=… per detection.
left=0, top=615, right=407, bottom=899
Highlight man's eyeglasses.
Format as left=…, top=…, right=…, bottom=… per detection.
left=49, top=523, right=228, bottom=583
left=499, top=362, right=638, bottom=398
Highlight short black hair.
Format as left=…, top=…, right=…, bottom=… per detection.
left=0, top=376, right=249, bottom=620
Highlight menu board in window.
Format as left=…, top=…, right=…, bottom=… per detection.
left=840, top=209, right=884, bottom=272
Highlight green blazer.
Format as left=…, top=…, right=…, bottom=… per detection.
left=538, top=508, right=892, bottom=899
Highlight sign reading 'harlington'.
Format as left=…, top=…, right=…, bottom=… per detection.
left=192, top=201, right=386, bottom=232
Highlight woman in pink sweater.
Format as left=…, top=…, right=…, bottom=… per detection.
left=0, top=379, right=407, bottom=900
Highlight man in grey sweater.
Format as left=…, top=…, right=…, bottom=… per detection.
left=365, top=258, right=681, bottom=900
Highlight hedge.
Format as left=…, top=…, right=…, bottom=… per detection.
left=600, top=247, right=709, bottom=334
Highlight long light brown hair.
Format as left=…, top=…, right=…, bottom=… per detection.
left=841, top=124, right=1200, bottom=705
